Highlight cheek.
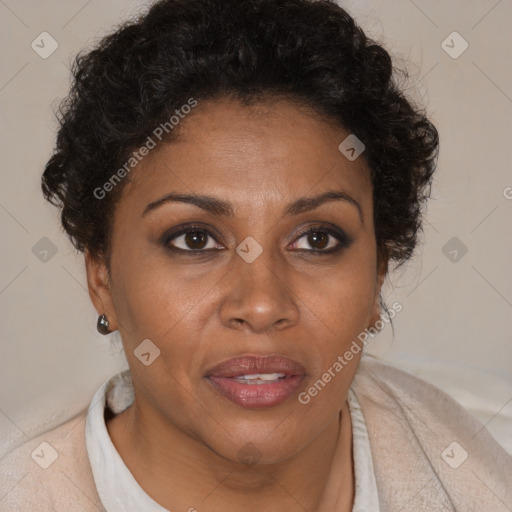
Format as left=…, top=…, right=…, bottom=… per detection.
left=110, top=263, right=211, bottom=409
left=298, top=268, right=376, bottom=373
left=110, top=230, right=204, bottom=329
left=293, top=263, right=376, bottom=414
left=293, top=249, right=378, bottom=397
left=109, top=250, right=223, bottom=373
left=323, top=267, right=376, bottom=334
left=299, top=245, right=378, bottom=335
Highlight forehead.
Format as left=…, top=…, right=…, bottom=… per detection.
left=119, top=98, right=372, bottom=214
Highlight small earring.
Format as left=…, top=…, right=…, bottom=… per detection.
left=97, top=314, right=111, bottom=335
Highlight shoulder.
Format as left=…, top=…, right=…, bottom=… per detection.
left=351, top=355, right=512, bottom=511
left=0, top=411, right=103, bottom=512
left=354, top=354, right=507, bottom=441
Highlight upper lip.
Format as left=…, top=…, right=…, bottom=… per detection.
left=205, top=354, right=307, bottom=378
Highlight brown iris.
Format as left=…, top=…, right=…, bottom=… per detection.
left=185, top=231, right=208, bottom=250
left=307, top=232, right=329, bottom=250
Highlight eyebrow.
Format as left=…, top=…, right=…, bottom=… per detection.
left=142, top=189, right=363, bottom=223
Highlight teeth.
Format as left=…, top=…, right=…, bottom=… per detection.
left=234, top=373, right=286, bottom=384
left=239, top=373, right=286, bottom=380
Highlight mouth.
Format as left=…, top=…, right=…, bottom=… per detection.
left=205, top=354, right=307, bottom=409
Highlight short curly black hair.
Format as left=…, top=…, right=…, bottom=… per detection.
left=42, top=0, right=439, bottom=271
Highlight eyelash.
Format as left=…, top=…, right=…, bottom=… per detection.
left=162, top=223, right=353, bottom=255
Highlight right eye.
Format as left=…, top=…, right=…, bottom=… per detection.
left=163, top=225, right=224, bottom=254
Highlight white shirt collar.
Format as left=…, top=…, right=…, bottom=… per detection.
left=85, top=370, right=380, bottom=511
left=348, top=388, right=381, bottom=511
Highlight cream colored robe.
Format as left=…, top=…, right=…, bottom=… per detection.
left=1, top=355, right=511, bottom=511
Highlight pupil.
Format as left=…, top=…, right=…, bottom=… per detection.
left=308, top=232, right=328, bottom=249
left=185, top=231, right=207, bottom=249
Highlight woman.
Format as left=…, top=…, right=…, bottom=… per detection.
left=1, top=0, right=510, bottom=510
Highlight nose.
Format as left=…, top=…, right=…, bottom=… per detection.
left=218, top=250, right=300, bottom=335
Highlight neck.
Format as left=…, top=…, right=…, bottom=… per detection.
left=106, top=399, right=354, bottom=512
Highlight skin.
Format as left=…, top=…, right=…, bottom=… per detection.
left=85, top=97, right=387, bottom=512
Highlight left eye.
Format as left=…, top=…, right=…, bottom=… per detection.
left=168, top=230, right=221, bottom=251
left=291, top=229, right=345, bottom=252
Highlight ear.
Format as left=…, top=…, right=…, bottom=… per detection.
left=368, top=254, right=388, bottom=329
left=85, top=250, right=119, bottom=332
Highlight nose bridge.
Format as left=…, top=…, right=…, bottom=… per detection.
left=237, top=248, right=284, bottom=298
left=219, top=243, right=299, bottom=333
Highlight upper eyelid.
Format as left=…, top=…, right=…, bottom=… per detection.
left=162, top=223, right=222, bottom=243
left=291, top=226, right=351, bottom=250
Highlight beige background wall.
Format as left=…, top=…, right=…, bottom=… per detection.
left=1, top=0, right=511, bottom=456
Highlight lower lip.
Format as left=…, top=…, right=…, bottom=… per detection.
left=206, top=375, right=305, bottom=409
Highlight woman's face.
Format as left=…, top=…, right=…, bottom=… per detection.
left=87, top=97, right=385, bottom=464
